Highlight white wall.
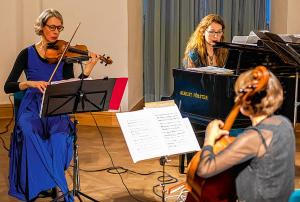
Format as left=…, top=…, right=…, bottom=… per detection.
left=0, top=1, right=27, bottom=105
left=270, top=0, right=300, bottom=34
left=0, top=0, right=143, bottom=111
left=128, top=0, right=143, bottom=110
left=286, top=0, right=300, bottom=34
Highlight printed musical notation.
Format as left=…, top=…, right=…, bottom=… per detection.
left=187, top=66, right=234, bottom=75
left=116, top=105, right=200, bottom=163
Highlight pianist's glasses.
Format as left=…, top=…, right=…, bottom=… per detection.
left=206, top=30, right=223, bottom=36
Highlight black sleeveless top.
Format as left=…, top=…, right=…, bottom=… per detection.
left=236, top=115, right=295, bottom=202
left=197, top=115, right=295, bottom=202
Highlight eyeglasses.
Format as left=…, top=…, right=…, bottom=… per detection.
left=206, top=30, right=223, bottom=36
left=45, top=24, right=64, bottom=32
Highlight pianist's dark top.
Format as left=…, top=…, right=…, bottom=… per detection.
left=182, top=49, right=204, bottom=68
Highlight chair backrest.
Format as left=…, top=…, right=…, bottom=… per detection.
left=289, top=189, right=300, bottom=202
left=13, top=91, right=25, bottom=118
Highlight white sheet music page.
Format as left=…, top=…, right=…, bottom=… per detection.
left=144, top=106, right=200, bottom=156
left=116, top=105, right=200, bottom=163
left=50, top=77, right=92, bottom=85
left=117, top=109, right=168, bottom=163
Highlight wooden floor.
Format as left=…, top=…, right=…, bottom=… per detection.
left=0, top=118, right=300, bottom=202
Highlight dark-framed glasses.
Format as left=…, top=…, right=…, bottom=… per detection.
left=45, top=24, right=64, bottom=32
left=206, top=30, right=223, bottom=36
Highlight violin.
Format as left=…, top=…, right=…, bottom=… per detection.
left=182, top=65, right=270, bottom=202
left=45, top=40, right=113, bottom=65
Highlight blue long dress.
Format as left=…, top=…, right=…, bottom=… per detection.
left=9, top=46, right=74, bottom=201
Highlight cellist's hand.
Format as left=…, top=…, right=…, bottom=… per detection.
left=204, top=119, right=229, bottom=146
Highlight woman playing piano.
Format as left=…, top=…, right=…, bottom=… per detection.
left=183, top=14, right=227, bottom=68
left=197, top=69, right=295, bottom=201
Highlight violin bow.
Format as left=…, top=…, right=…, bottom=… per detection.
left=48, top=22, right=81, bottom=83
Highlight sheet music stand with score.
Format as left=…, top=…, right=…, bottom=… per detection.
left=116, top=103, right=200, bottom=202
left=41, top=77, right=127, bottom=202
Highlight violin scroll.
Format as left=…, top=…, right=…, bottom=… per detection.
left=99, top=54, right=113, bottom=66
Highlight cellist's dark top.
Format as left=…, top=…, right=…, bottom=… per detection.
left=4, top=45, right=74, bottom=94
left=198, top=115, right=295, bottom=202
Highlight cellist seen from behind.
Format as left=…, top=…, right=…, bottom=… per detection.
left=197, top=69, right=295, bottom=202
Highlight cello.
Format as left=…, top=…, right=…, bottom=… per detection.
left=184, top=65, right=270, bottom=202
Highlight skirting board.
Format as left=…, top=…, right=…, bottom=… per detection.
left=0, top=104, right=120, bottom=127
left=0, top=104, right=13, bottom=120
left=74, top=111, right=119, bottom=127
left=0, top=97, right=145, bottom=128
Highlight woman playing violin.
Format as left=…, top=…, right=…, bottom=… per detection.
left=4, top=8, right=99, bottom=202
left=197, top=69, right=295, bottom=201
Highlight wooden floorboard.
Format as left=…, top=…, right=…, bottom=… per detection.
left=0, top=119, right=300, bottom=201
left=0, top=119, right=185, bottom=202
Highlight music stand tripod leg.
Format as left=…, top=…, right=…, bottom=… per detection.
left=71, top=119, right=100, bottom=202
left=52, top=119, right=100, bottom=202
left=160, top=156, right=169, bottom=202
left=45, top=59, right=116, bottom=202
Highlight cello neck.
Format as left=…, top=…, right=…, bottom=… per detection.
left=222, top=102, right=241, bottom=131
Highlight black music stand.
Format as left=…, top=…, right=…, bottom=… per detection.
left=41, top=73, right=116, bottom=202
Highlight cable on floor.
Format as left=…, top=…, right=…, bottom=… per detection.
left=77, top=165, right=180, bottom=200
left=90, top=112, right=145, bottom=202
left=76, top=112, right=181, bottom=202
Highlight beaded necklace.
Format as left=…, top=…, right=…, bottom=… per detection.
left=207, top=54, right=214, bottom=66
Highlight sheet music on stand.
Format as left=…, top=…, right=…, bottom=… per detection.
left=255, top=31, right=300, bottom=65
left=232, top=31, right=260, bottom=45
left=49, top=77, right=92, bottom=85
left=231, top=31, right=300, bottom=45
left=40, top=77, right=128, bottom=117
left=116, top=104, right=200, bottom=163
left=187, top=66, right=234, bottom=75
left=38, top=76, right=128, bottom=202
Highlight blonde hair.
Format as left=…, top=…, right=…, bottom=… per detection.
left=34, top=9, right=63, bottom=36
left=183, top=14, right=227, bottom=67
left=234, top=69, right=283, bottom=116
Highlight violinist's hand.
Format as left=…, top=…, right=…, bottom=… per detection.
left=204, top=120, right=229, bottom=146
left=88, top=52, right=99, bottom=65
left=19, top=81, right=49, bottom=93
left=84, top=51, right=99, bottom=76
